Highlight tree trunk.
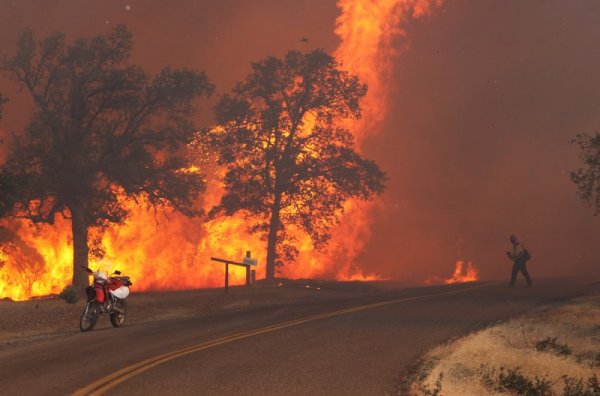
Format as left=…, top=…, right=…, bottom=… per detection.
left=70, top=202, right=90, bottom=289
left=265, top=193, right=282, bottom=281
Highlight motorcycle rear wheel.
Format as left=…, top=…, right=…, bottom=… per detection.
left=80, top=301, right=100, bottom=332
left=110, top=299, right=127, bottom=327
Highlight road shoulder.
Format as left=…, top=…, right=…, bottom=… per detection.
left=0, top=279, right=388, bottom=350
left=405, top=284, right=600, bottom=395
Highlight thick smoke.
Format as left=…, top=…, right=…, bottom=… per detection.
left=1, top=1, right=599, bottom=292
left=358, top=0, right=600, bottom=281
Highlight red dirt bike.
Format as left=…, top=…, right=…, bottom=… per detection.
left=80, top=266, right=132, bottom=332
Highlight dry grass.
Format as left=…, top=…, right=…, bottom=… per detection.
left=410, top=292, right=600, bottom=395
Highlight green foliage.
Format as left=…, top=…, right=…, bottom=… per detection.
left=498, top=368, right=552, bottom=395
left=59, top=285, right=80, bottom=304
left=208, top=49, right=386, bottom=277
left=535, top=337, right=572, bottom=356
left=562, top=374, right=600, bottom=396
left=480, top=366, right=551, bottom=396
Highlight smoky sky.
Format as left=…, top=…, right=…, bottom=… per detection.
left=1, top=0, right=599, bottom=282
left=359, top=0, right=600, bottom=281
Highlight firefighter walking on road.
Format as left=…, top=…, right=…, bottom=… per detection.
left=506, top=234, right=533, bottom=287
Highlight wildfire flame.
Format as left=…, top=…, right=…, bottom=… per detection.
left=424, top=260, right=480, bottom=285
left=0, top=0, right=443, bottom=300
left=334, top=0, right=443, bottom=142
left=444, top=260, right=479, bottom=284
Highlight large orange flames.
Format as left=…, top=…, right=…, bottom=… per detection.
left=0, top=0, right=443, bottom=300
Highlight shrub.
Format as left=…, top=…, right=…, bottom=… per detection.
left=425, top=373, right=443, bottom=396
left=479, top=364, right=496, bottom=390
left=411, top=358, right=443, bottom=396
left=59, top=285, right=80, bottom=304
left=535, top=337, right=572, bottom=356
left=563, top=374, right=600, bottom=396
left=480, top=366, right=551, bottom=396
left=497, top=368, right=552, bottom=396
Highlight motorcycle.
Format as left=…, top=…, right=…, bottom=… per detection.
left=80, top=266, right=132, bottom=332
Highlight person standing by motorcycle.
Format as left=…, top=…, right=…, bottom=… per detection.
left=506, top=234, right=532, bottom=287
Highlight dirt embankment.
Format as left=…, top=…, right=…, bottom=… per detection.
left=0, top=279, right=387, bottom=348
left=408, top=289, right=600, bottom=395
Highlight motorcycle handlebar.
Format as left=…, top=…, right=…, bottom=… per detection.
left=81, top=266, right=132, bottom=286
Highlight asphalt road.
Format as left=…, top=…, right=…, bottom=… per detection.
left=1, top=278, right=597, bottom=396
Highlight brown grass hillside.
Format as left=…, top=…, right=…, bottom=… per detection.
left=410, top=292, right=600, bottom=395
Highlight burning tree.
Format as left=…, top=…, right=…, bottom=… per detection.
left=572, top=132, right=600, bottom=214
left=0, top=93, right=13, bottom=217
left=0, top=26, right=213, bottom=288
left=209, top=49, right=386, bottom=280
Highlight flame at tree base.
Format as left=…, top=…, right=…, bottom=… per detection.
left=0, top=197, right=381, bottom=301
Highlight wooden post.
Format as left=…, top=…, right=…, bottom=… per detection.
left=251, top=269, right=256, bottom=284
left=245, top=251, right=251, bottom=287
left=211, top=255, right=255, bottom=293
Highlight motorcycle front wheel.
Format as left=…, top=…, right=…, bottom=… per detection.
left=80, top=301, right=100, bottom=332
left=110, top=299, right=127, bottom=328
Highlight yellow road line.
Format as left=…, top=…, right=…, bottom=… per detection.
left=72, top=281, right=497, bottom=396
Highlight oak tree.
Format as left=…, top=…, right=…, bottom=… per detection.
left=1, top=26, right=213, bottom=288
left=0, top=93, right=13, bottom=217
left=209, top=49, right=385, bottom=280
